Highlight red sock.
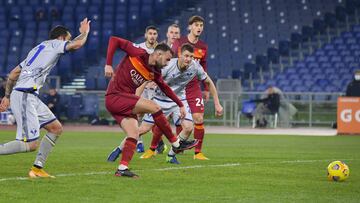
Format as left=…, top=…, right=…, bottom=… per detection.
left=150, top=125, right=163, bottom=150
left=176, top=125, right=183, bottom=135
left=120, top=137, right=137, bottom=167
left=152, top=110, right=177, bottom=143
left=194, top=123, right=205, bottom=153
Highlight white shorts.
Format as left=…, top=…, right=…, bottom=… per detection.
left=141, top=88, right=156, bottom=100
left=10, top=90, right=57, bottom=142
left=143, top=97, right=193, bottom=126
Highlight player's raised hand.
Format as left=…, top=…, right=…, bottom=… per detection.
left=104, top=65, right=114, bottom=78
left=179, top=106, right=186, bottom=120
left=79, top=18, right=91, bottom=34
left=0, top=97, right=10, bottom=112
left=215, top=103, right=223, bottom=117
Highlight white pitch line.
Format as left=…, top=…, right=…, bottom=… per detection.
left=0, top=159, right=356, bottom=182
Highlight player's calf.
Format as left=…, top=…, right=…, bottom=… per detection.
left=0, top=140, right=37, bottom=155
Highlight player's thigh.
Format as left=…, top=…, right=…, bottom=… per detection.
left=120, top=117, right=140, bottom=139
left=154, top=99, right=177, bottom=118
left=139, top=121, right=154, bottom=136
left=36, top=98, right=61, bottom=134
left=132, top=97, right=160, bottom=115
left=181, top=119, right=194, bottom=136
left=10, top=92, right=41, bottom=141
left=172, top=101, right=192, bottom=125
left=187, top=96, right=205, bottom=115
left=105, top=93, right=139, bottom=115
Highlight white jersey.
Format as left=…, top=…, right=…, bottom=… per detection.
left=137, top=42, right=155, bottom=54
left=14, top=39, right=68, bottom=94
left=155, top=58, right=207, bottom=101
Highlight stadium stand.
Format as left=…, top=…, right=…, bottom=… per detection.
left=1, top=0, right=359, bottom=95
left=0, top=0, right=197, bottom=86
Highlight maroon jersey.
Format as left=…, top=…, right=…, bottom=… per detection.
left=172, top=36, right=209, bottom=99
left=105, top=36, right=183, bottom=107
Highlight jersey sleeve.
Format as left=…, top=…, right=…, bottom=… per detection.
left=200, top=44, right=209, bottom=91
left=53, top=39, right=68, bottom=54
left=195, top=62, right=208, bottom=81
left=106, top=36, right=145, bottom=66
left=154, top=72, right=184, bottom=107
left=19, top=59, right=26, bottom=69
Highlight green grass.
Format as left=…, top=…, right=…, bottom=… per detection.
left=0, top=131, right=360, bottom=202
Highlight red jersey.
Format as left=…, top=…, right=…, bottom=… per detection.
left=172, top=36, right=209, bottom=94
left=105, top=36, right=183, bottom=107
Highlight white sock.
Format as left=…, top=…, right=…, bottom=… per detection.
left=137, top=137, right=143, bottom=144
left=171, top=138, right=180, bottom=148
left=118, top=164, right=128, bottom=170
left=168, top=147, right=176, bottom=156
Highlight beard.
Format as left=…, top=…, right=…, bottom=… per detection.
left=155, top=61, right=164, bottom=69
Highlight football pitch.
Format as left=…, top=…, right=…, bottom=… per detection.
left=0, top=130, right=360, bottom=202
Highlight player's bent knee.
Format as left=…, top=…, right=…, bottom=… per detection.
left=44, top=119, right=63, bottom=135
left=28, top=141, right=39, bottom=151
left=52, top=125, right=63, bottom=135
left=193, top=115, right=204, bottom=124
left=127, top=132, right=139, bottom=140
left=48, top=123, right=63, bottom=135
left=151, top=103, right=162, bottom=113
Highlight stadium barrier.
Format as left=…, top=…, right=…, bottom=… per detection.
left=50, top=90, right=342, bottom=128
left=337, top=97, right=360, bottom=134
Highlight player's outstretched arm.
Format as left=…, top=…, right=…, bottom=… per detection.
left=203, top=74, right=223, bottom=117
left=65, top=18, right=91, bottom=51
left=0, top=66, right=21, bottom=112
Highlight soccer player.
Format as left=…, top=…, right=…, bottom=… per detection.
left=138, top=25, right=158, bottom=54
left=0, top=18, right=91, bottom=178
left=135, top=25, right=159, bottom=153
left=164, top=23, right=181, bottom=47
left=104, top=37, right=198, bottom=178
left=107, top=44, right=223, bottom=163
left=154, top=23, right=181, bottom=154
left=171, top=15, right=211, bottom=160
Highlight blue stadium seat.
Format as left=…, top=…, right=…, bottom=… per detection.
left=80, top=94, right=99, bottom=117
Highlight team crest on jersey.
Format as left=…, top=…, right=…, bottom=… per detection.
left=30, top=129, right=37, bottom=136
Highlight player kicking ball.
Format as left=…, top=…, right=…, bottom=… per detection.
left=107, top=43, right=223, bottom=164
left=104, top=37, right=199, bottom=178
left=0, top=18, right=91, bottom=178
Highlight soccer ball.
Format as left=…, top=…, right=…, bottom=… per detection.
left=327, top=161, right=350, bottom=181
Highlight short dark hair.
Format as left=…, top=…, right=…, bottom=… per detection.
left=180, top=43, right=194, bottom=53
left=188, top=15, right=205, bottom=25
left=154, top=43, right=174, bottom=55
left=145, top=25, right=158, bottom=33
left=168, top=23, right=180, bottom=29
left=49, top=25, right=70, bottom=39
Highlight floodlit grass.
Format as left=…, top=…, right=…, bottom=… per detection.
left=0, top=131, right=359, bottom=202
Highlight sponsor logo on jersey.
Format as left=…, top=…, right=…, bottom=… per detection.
left=130, top=69, right=146, bottom=86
